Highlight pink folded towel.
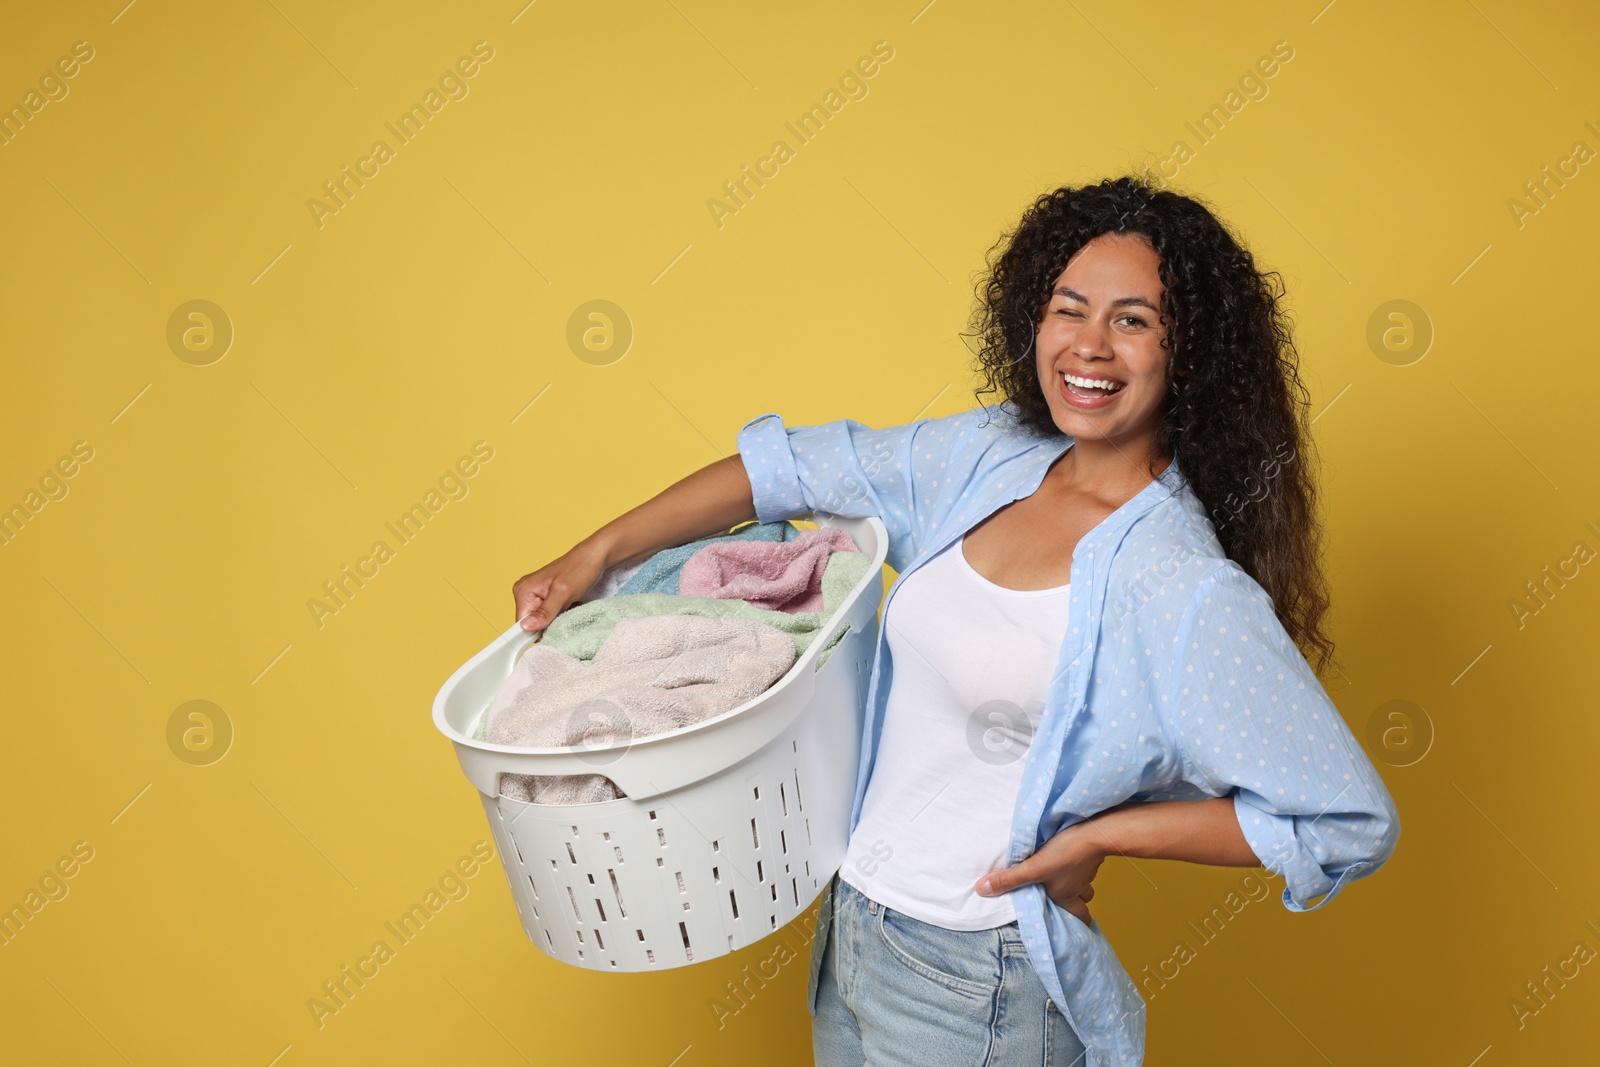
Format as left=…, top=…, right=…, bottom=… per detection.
left=487, top=613, right=796, bottom=804
left=678, top=526, right=860, bottom=613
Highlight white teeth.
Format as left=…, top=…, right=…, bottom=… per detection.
left=1062, top=372, right=1123, bottom=393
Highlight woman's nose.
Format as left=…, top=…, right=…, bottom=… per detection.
left=1071, top=315, right=1112, bottom=359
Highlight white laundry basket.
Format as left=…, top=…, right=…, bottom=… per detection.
left=432, top=515, right=887, bottom=972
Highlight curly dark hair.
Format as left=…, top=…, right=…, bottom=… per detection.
left=965, top=174, right=1334, bottom=673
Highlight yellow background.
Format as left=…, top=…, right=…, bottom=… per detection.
left=3, top=0, right=1597, bottom=1063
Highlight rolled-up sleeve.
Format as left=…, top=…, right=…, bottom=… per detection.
left=735, top=411, right=955, bottom=574
left=737, top=413, right=812, bottom=525
left=1163, top=564, right=1401, bottom=913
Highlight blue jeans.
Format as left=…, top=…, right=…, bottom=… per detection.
left=811, top=874, right=1088, bottom=1066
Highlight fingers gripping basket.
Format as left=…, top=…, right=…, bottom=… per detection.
left=432, top=515, right=886, bottom=972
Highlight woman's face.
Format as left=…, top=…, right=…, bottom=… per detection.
left=1033, top=232, right=1173, bottom=452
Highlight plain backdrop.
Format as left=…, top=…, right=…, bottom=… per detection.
left=1, top=1, right=1596, bottom=1064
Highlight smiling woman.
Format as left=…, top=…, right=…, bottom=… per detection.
left=970, top=178, right=1335, bottom=671
left=510, top=174, right=1399, bottom=1067
left=1038, top=234, right=1172, bottom=433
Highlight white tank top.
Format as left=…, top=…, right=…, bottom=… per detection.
left=840, top=533, right=1070, bottom=930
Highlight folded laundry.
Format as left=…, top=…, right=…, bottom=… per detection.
left=679, top=525, right=860, bottom=613
left=616, top=520, right=798, bottom=597
left=473, top=546, right=871, bottom=742
left=488, top=613, right=797, bottom=804
left=545, top=548, right=867, bottom=662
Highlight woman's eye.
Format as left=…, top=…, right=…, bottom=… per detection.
left=1053, top=308, right=1147, bottom=328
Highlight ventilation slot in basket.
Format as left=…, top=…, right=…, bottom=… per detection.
left=594, top=898, right=607, bottom=922
left=792, top=878, right=799, bottom=906
left=779, top=782, right=788, bottom=816
left=793, top=769, right=804, bottom=810
left=729, top=889, right=740, bottom=919
left=566, top=887, right=582, bottom=922
left=526, top=875, right=539, bottom=900
left=750, top=818, right=760, bottom=850
left=679, top=921, right=693, bottom=962
left=608, top=869, right=626, bottom=917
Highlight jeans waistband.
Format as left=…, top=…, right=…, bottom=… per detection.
left=833, top=874, right=1024, bottom=945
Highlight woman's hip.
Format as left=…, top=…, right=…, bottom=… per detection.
left=812, top=874, right=1086, bottom=1066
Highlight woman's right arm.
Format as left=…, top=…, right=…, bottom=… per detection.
left=511, top=453, right=758, bottom=632
left=514, top=406, right=974, bottom=632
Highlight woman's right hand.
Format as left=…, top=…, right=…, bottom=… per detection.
left=509, top=452, right=757, bottom=633
left=512, top=540, right=611, bottom=632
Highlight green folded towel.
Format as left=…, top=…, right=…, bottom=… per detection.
left=544, top=549, right=869, bottom=661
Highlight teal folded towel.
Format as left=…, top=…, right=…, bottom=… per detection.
left=617, top=520, right=798, bottom=596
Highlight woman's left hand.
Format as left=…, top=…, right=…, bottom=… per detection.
left=974, top=821, right=1106, bottom=927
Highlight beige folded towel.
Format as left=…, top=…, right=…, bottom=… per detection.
left=487, top=613, right=797, bottom=804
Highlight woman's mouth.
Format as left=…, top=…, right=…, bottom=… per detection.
left=1059, top=371, right=1125, bottom=409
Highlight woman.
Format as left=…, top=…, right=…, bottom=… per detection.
left=511, top=176, right=1401, bottom=1066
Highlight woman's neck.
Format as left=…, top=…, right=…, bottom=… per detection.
left=1054, top=433, right=1170, bottom=505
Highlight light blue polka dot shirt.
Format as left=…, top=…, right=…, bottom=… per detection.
left=736, top=402, right=1401, bottom=1067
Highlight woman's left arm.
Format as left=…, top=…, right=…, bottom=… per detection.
left=980, top=563, right=1402, bottom=925
left=977, top=797, right=1258, bottom=924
